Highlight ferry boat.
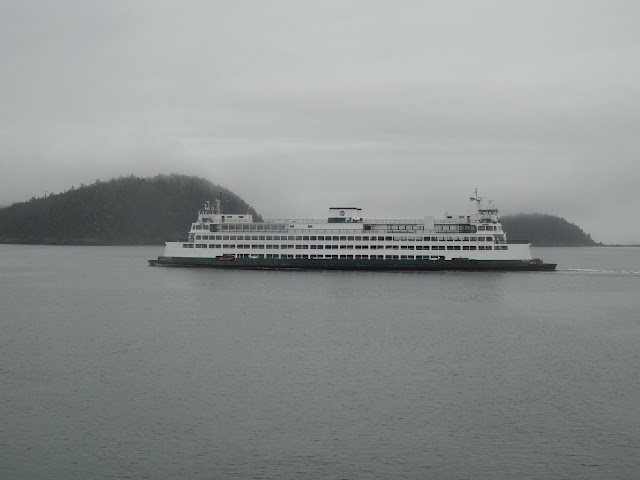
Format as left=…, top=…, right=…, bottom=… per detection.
left=148, top=191, right=556, bottom=271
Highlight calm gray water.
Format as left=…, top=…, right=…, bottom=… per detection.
left=1, top=245, right=639, bottom=479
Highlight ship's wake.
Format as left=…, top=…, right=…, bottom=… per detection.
left=558, top=268, right=640, bottom=276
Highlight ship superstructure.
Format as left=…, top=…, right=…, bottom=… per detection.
left=149, top=192, right=555, bottom=271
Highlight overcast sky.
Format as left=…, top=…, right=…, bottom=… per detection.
left=1, top=1, right=639, bottom=242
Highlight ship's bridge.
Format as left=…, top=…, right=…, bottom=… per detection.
left=328, top=207, right=363, bottom=223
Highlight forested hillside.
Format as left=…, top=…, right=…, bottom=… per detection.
left=502, top=213, right=598, bottom=246
left=0, top=174, right=260, bottom=244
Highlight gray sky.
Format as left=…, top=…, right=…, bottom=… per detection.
left=2, top=0, right=639, bottom=243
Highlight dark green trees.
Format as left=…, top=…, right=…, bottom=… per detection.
left=502, top=213, right=598, bottom=246
left=0, top=174, right=261, bottom=244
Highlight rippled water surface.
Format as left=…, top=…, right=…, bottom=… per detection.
left=1, top=245, right=639, bottom=479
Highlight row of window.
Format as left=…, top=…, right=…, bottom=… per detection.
left=192, top=234, right=496, bottom=242
left=387, top=225, right=425, bottom=231
left=216, top=254, right=473, bottom=260
left=184, top=244, right=509, bottom=251
left=212, top=224, right=288, bottom=231
left=197, top=223, right=500, bottom=232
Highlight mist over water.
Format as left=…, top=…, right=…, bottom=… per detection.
left=1, top=245, right=639, bottom=479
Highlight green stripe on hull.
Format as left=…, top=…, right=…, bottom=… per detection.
left=149, top=256, right=556, bottom=271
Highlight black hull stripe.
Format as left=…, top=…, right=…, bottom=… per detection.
left=149, top=257, right=556, bottom=271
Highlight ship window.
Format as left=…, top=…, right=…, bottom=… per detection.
left=272, top=236, right=280, bottom=240
left=486, top=246, right=492, bottom=250
left=361, top=245, right=368, bottom=250
left=463, top=246, right=469, bottom=250
left=447, top=246, right=454, bottom=250
left=478, top=226, right=485, bottom=231
left=317, top=236, right=324, bottom=241
left=317, top=245, right=323, bottom=249
left=296, top=236, right=302, bottom=240
left=223, top=235, right=229, bottom=240
left=340, top=236, right=346, bottom=241
left=503, top=246, right=508, bottom=250
left=310, top=236, right=317, bottom=240
left=478, top=246, right=485, bottom=250
left=454, top=246, right=461, bottom=250
left=303, top=236, right=309, bottom=240
left=347, top=236, right=354, bottom=241
left=470, top=237, right=477, bottom=241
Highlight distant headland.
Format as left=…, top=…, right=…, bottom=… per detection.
left=0, top=174, right=599, bottom=246
left=0, top=174, right=260, bottom=245
left=501, top=214, right=599, bottom=247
